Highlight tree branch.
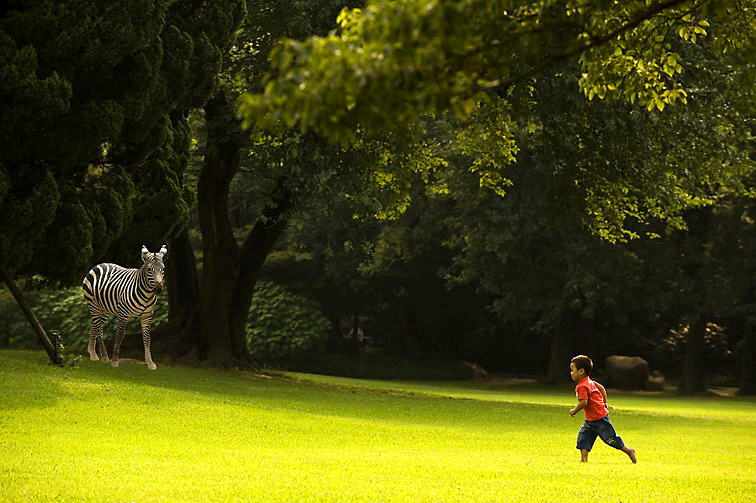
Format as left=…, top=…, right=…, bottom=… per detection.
left=485, top=0, right=696, bottom=91
left=0, top=268, right=59, bottom=365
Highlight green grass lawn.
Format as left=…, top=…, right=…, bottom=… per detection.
left=1, top=350, right=754, bottom=503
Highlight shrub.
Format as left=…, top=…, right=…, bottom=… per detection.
left=49, top=330, right=82, bottom=368
left=246, top=281, right=330, bottom=362
left=286, top=352, right=477, bottom=380
left=2, top=281, right=328, bottom=364
left=0, top=287, right=168, bottom=351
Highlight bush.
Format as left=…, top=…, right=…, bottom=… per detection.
left=2, top=281, right=328, bottom=364
left=49, top=330, right=82, bottom=368
left=0, top=287, right=168, bottom=351
left=649, top=322, right=735, bottom=376
left=0, top=290, right=38, bottom=349
left=286, top=352, right=476, bottom=380
left=246, top=281, right=330, bottom=362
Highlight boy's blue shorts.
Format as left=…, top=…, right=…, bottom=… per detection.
left=576, top=415, right=625, bottom=451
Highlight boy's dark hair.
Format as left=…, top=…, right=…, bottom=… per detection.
left=571, top=355, right=593, bottom=376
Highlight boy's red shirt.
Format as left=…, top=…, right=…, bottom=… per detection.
left=575, top=376, right=609, bottom=421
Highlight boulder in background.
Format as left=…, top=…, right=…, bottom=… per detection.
left=605, top=355, right=650, bottom=390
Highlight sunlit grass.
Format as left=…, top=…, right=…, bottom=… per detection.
left=286, top=372, right=756, bottom=419
left=1, top=350, right=754, bottom=503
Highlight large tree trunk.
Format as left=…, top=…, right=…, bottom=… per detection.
left=192, top=93, right=248, bottom=367
left=737, top=322, right=755, bottom=395
left=157, top=94, right=292, bottom=368
left=145, top=229, right=200, bottom=358
left=0, top=267, right=59, bottom=365
left=230, top=181, right=292, bottom=360
left=678, top=318, right=707, bottom=394
left=322, top=278, right=344, bottom=352
left=543, top=313, right=570, bottom=384
left=543, top=306, right=594, bottom=384
left=737, top=284, right=755, bottom=395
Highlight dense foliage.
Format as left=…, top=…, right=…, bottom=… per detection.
left=240, top=0, right=754, bottom=241
left=0, top=282, right=331, bottom=364
left=246, top=281, right=331, bottom=361
left=244, top=0, right=753, bottom=136
left=0, top=288, right=169, bottom=351
left=0, top=0, right=245, bottom=282
left=1, top=1, right=752, bottom=388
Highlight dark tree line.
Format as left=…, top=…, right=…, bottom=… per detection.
left=2, top=1, right=753, bottom=395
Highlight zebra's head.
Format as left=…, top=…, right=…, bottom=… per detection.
left=141, top=245, right=168, bottom=295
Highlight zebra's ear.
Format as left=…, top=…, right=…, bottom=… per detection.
left=159, top=245, right=168, bottom=258
left=141, top=245, right=150, bottom=262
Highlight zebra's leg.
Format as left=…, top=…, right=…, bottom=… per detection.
left=140, top=314, right=157, bottom=370
left=111, top=315, right=128, bottom=368
left=87, top=314, right=106, bottom=361
left=98, top=330, right=110, bottom=362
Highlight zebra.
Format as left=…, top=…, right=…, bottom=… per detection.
left=82, top=245, right=167, bottom=370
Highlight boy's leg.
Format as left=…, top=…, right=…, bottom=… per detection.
left=576, top=423, right=598, bottom=462
left=595, top=416, right=637, bottom=463
left=621, top=445, right=637, bottom=463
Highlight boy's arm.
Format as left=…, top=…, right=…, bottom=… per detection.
left=569, top=399, right=588, bottom=417
left=596, top=382, right=608, bottom=405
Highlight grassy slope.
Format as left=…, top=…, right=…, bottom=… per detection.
left=285, top=372, right=756, bottom=419
left=0, top=350, right=754, bottom=503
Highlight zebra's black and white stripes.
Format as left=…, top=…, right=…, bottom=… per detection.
left=82, top=245, right=167, bottom=370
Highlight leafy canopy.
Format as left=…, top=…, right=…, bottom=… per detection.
left=240, top=0, right=755, bottom=142
left=237, top=0, right=754, bottom=241
left=0, top=0, right=245, bottom=282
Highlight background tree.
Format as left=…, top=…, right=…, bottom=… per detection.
left=267, top=188, right=495, bottom=361
left=237, top=1, right=753, bottom=383
left=156, top=0, right=446, bottom=367
left=255, top=34, right=752, bottom=386
left=711, top=191, right=756, bottom=395
left=243, top=0, right=753, bottom=133
left=2, top=0, right=751, bottom=385
left=240, top=0, right=754, bottom=239
left=0, top=0, right=245, bottom=358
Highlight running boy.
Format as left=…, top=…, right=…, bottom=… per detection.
left=569, top=355, right=637, bottom=463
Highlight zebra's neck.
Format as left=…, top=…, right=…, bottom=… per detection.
left=137, top=265, right=154, bottom=295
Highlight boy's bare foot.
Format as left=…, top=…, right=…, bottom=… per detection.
left=624, top=447, right=637, bottom=463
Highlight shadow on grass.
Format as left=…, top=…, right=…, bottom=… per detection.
left=0, top=350, right=69, bottom=412
left=0, top=350, right=574, bottom=434
left=3, top=350, right=753, bottom=433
